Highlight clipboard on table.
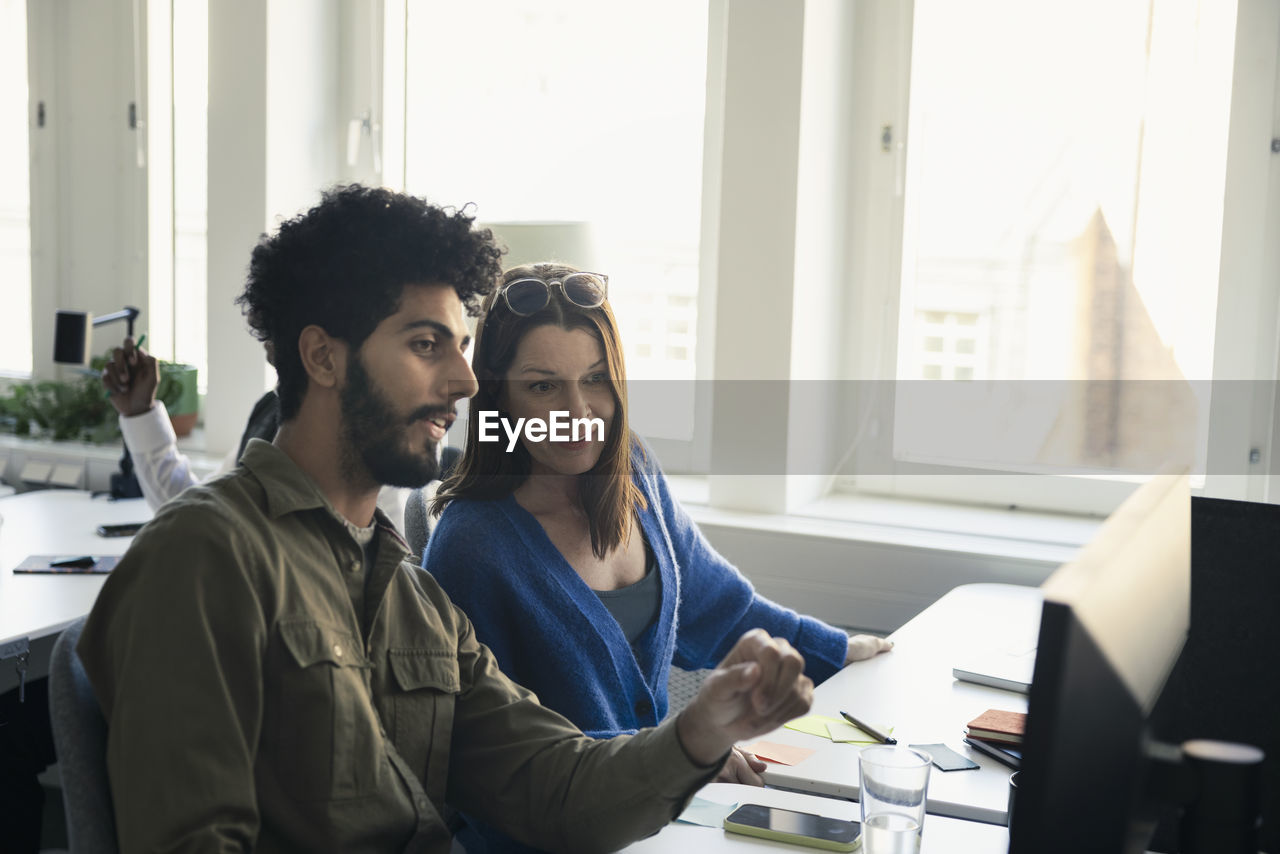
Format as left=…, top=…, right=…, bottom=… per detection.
left=13, top=555, right=122, bottom=575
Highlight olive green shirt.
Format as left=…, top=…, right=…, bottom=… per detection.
left=79, top=440, right=719, bottom=853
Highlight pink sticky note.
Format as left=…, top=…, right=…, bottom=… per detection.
left=740, top=741, right=817, bottom=766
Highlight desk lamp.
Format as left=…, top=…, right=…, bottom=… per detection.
left=52, top=306, right=143, bottom=499
left=53, top=306, right=140, bottom=367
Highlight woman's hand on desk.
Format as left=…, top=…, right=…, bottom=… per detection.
left=676, top=629, right=814, bottom=767
left=715, top=747, right=768, bottom=785
left=845, top=634, right=894, bottom=665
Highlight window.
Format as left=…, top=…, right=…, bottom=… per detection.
left=842, top=0, right=1243, bottom=514
left=399, top=0, right=709, bottom=394
left=172, top=0, right=209, bottom=386
left=912, top=310, right=984, bottom=380
left=0, top=0, right=32, bottom=376
left=147, top=0, right=209, bottom=388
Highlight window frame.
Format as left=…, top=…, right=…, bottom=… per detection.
left=832, top=0, right=1280, bottom=516
left=17, top=0, right=1278, bottom=509
left=386, top=0, right=725, bottom=474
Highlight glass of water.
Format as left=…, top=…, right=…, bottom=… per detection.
left=859, top=745, right=932, bottom=854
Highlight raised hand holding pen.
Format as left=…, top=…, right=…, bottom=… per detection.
left=101, top=335, right=160, bottom=418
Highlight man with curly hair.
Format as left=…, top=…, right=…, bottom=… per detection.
left=77, top=184, right=815, bottom=852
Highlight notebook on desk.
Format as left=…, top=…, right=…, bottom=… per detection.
left=963, top=736, right=1021, bottom=768
left=13, top=555, right=121, bottom=574
left=951, top=645, right=1036, bottom=694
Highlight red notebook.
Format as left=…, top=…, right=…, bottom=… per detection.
left=965, top=708, right=1026, bottom=745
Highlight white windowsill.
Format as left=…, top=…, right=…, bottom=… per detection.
left=665, top=475, right=1102, bottom=567
left=0, top=431, right=224, bottom=492
left=2, top=432, right=1099, bottom=567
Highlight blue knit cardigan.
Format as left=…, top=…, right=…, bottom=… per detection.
left=422, top=443, right=849, bottom=739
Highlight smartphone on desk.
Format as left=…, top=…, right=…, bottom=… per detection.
left=96, top=522, right=145, bottom=538
left=723, top=804, right=861, bottom=851
left=910, top=742, right=980, bottom=771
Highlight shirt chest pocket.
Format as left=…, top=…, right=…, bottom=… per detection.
left=275, top=620, right=380, bottom=802
left=387, top=648, right=459, bottom=782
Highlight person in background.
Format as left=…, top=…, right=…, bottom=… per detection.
left=424, top=262, right=892, bottom=852
left=78, top=185, right=817, bottom=852
left=101, top=338, right=424, bottom=533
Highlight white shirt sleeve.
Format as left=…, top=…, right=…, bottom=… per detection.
left=118, top=403, right=203, bottom=511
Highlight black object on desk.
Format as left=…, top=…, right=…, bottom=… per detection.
left=96, top=522, right=145, bottom=538
left=50, top=556, right=96, bottom=568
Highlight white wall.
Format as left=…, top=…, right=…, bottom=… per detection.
left=692, top=506, right=1064, bottom=633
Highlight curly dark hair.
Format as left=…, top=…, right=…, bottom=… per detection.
left=236, top=184, right=503, bottom=419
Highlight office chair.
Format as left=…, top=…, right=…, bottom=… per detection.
left=403, top=486, right=435, bottom=560
left=48, top=616, right=118, bottom=854
left=404, top=446, right=463, bottom=559
left=665, top=666, right=709, bottom=716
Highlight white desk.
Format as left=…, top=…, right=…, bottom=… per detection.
left=0, top=490, right=151, bottom=649
left=759, top=584, right=1043, bottom=825
left=622, top=783, right=1009, bottom=853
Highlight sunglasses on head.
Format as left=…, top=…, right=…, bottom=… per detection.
left=491, top=272, right=609, bottom=316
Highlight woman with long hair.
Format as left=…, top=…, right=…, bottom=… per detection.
left=425, top=263, right=890, bottom=848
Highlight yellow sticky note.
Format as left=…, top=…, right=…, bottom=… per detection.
left=784, top=714, right=848, bottom=738
left=826, top=721, right=879, bottom=743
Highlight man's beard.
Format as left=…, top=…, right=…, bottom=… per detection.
left=339, top=352, right=445, bottom=488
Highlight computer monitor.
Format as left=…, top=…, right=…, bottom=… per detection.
left=1148, top=495, right=1280, bottom=853
left=1009, top=473, right=1190, bottom=854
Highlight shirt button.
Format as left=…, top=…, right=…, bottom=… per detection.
left=333, top=644, right=343, bottom=658
left=349, top=560, right=361, bottom=573
left=634, top=698, right=652, bottom=718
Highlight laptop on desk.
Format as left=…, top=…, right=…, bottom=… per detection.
left=952, top=645, right=1037, bottom=694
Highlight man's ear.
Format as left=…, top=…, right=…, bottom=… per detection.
left=297, top=325, right=348, bottom=391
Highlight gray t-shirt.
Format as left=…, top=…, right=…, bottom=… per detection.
left=593, top=542, right=662, bottom=645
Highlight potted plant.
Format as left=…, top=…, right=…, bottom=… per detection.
left=0, top=353, right=199, bottom=442
left=0, top=372, right=121, bottom=443
left=157, top=362, right=199, bottom=437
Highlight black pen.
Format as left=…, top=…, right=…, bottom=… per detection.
left=50, top=555, right=96, bottom=569
left=840, top=710, right=896, bottom=744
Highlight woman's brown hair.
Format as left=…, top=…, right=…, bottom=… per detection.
left=432, top=262, right=646, bottom=559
